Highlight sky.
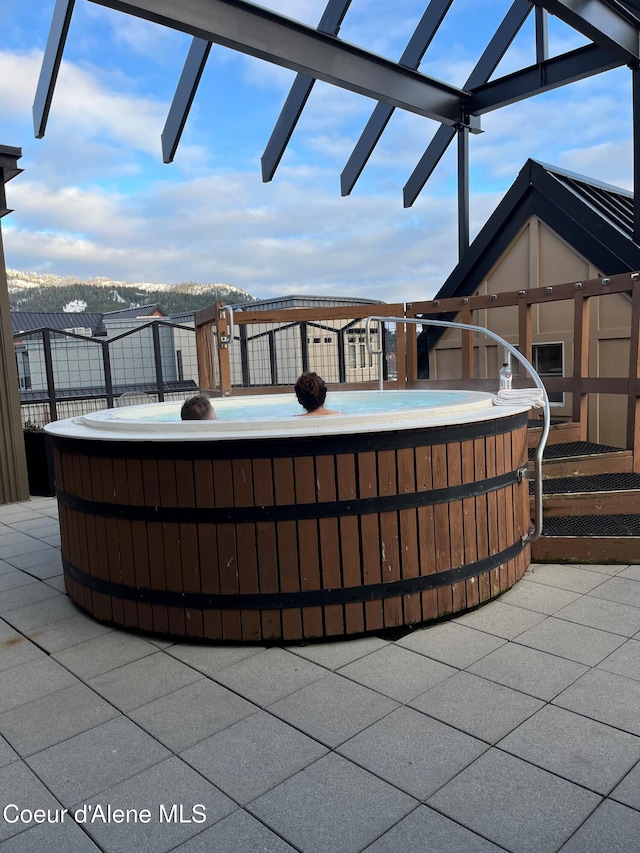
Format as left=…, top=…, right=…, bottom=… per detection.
left=0, top=0, right=634, bottom=302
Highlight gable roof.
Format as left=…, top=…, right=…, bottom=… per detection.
left=435, top=159, right=640, bottom=304
left=10, top=311, right=104, bottom=336
left=100, top=303, right=167, bottom=320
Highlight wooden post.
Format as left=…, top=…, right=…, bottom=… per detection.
left=215, top=305, right=232, bottom=396
left=461, top=305, right=473, bottom=379
left=627, top=280, right=640, bottom=470
left=405, top=304, right=417, bottom=385
left=573, top=284, right=590, bottom=441
left=194, top=303, right=218, bottom=392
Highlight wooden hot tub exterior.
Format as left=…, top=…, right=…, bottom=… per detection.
left=50, top=407, right=531, bottom=642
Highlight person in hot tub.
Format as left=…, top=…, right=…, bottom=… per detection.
left=181, top=395, right=217, bottom=421
left=294, top=372, right=340, bottom=416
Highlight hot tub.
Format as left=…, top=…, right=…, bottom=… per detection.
left=45, top=390, right=532, bottom=642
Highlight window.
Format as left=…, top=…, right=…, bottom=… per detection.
left=514, top=343, right=564, bottom=404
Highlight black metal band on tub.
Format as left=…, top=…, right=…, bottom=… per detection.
left=56, top=468, right=519, bottom=524
left=63, top=540, right=526, bottom=610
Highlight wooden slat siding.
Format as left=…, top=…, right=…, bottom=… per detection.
left=112, top=457, right=138, bottom=629
left=69, top=454, right=89, bottom=613
left=253, top=457, right=281, bottom=641
left=99, top=457, right=126, bottom=628
left=127, top=458, right=153, bottom=633
left=527, top=422, right=583, bottom=448
left=447, top=441, right=466, bottom=614
left=358, top=450, right=384, bottom=632
left=503, top=431, right=516, bottom=589
left=461, top=439, right=479, bottom=609
left=494, top=432, right=509, bottom=592
left=485, top=436, right=501, bottom=598
left=194, top=460, right=222, bottom=640
left=531, top=536, right=640, bottom=564
left=213, top=458, right=241, bottom=642
left=87, top=455, right=113, bottom=623
left=432, top=443, right=453, bottom=617
left=573, top=287, right=590, bottom=441
left=294, top=455, right=323, bottom=638
left=316, top=453, right=344, bottom=636
left=175, top=459, right=204, bottom=639
left=53, top=448, right=71, bottom=591
left=232, top=458, right=261, bottom=642
left=337, top=452, right=365, bottom=636
left=538, top=452, right=632, bottom=478
left=273, top=456, right=303, bottom=642
left=629, top=283, right=640, bottom=469
left=141, top=459, right=169, bottom=635
left=396, top=447, right=421, bottom=626
left=377, top=448, right=402, bottom=628
left=157, top=459, right=186, bottom=637
left=415, top=445, right=438, bottom=622
left=65, top=455, right=85, bottom=611
left=473, top=437, right=491, bottom=602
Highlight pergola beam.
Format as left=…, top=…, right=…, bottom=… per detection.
left=33, top=0, right=75, bottom=139
left=261, top=0, right=353, bottom=183
left=469, top=43, right=623, bottom=114
left=87, top=0, right=478, bottom=128
left=161, top=38, right=211, bottom=164
left=538, top=0, right=640, bottom=63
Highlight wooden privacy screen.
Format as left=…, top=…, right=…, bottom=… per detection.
left=51, top=411, right=530, bottom=643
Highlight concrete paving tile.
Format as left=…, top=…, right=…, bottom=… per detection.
left=87, top=651, right=202, bottom=712
left=0, top=507, right=46, bottom=524
left=554, top=595, right=640, bottom=636
left=0, top=540, right=56, bottom=560
left=0, top=632, right=45, bottom=673
left=524, top=563, right=612, bottom=593
left=39, top=535, right=61, bottom=548
left=514, top=616, right=626, bottom=666
left=611, top=758, right=640, bottom=809
left=268, top=672, right=399, bottom=747
left=427, top=749, right=601, bottom=853
left=285, top=636, right=389, bottom=670
left=588, top=576, right=640, bottom=609
left=466, top=642, right=588, bottom=701
left=558, top=799, right=640, bottom=853
left=0, top=582, right=61, bottom=613
left=338, top=645, right=456, bottom=703
left=7, top=520, right=61, bottom=537
left=1, top=595, right=82, bottom=632
left=75, top=756, right=236, bottom=853
left=498, top=704, right=640, bottom=795
left=53, top=631, right=159, bottom=679
left=181, top=711, right=327, bottom=804
left=44, top=576, right=67, bottom=593
left=410, top=671, right=544, bottom=744
left=597, top=638, right=640, bottom=681
left=0, top=683, right=120, bottom=757
left=0, top=571, right=38, bottom=593
left=453, top=600, right=547, bottom=639
left=0, top=762, right=65, bottom=842
left=248, top=752, right=417, bottom=853
left=338, top=706, right=487, bottom=800
left=26, top=717, right=170, bottom=807
left=362, top=805, right=504, bottom=852
left=553, top=668, right=640, bottom=736
left=498, top=579, right=581, bottom=614
left=0, top=819, right=101, bottom=852
left=6, top=550, right=63, bottom=578
left=0, top=561, right=17, bottom=576
left=0, top=657, right=78, bottom=712
left=171, top=809, right=298, bottom=853
left=211, top=647, right=327, bottom=706
left=165, top=642, right=265, bottom=675
left=619, top=565, right=640, bottom=581
left=0, top=736, right=17, bottom=770
left=396, top=622, right=506, bottom=668
left=24, top=614, right=113, bottom=653
left=130, top=678, right=256, bottom=752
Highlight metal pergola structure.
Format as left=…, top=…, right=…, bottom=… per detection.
left=33, top=0, right=640, bottom=259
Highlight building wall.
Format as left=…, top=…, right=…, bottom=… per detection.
left=430, top=215, right=630, bottom=447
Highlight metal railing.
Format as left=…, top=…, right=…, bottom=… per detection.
left=365, top=315, right=550, bottom=545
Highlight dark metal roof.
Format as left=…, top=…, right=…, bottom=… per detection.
left=101, top=303, right=167, bottom=319
left=233, top=295, right=385, bottom=312
left=11, top=311, right=104, bottom=335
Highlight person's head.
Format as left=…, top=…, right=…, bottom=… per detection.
left=181, top=395, right=216, bottom=421
left=295, top=372, right=327, bottom=413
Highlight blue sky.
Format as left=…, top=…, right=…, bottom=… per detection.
left=0, top=0, right=633, bottom=301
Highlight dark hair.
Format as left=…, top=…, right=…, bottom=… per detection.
left=181, top=395, right=214, bottom=421
left=295, top=372, right=327, bottom=413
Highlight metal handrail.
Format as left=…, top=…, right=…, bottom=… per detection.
left=364, top=315, right=550, bottom=545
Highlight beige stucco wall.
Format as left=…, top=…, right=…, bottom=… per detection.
left=430, top=216, right=631, bottom=447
